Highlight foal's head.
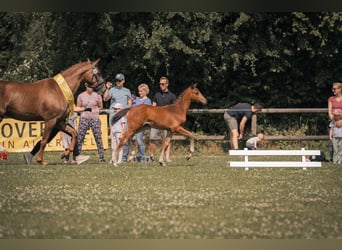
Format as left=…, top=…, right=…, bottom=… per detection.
left=189, top=83, right=208, bottom=105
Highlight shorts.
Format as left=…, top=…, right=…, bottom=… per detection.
left=150, top=128, right=168, bottom=140
left=223, top=112, right=238, bottom=130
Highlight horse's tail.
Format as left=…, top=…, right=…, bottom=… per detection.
left=111, top=108, right=131, bottom=125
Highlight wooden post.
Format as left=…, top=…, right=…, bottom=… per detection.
left=251, top=113, right=257, bottom=135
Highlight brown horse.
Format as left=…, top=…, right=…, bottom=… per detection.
left=0, top=58, right=105, bottom=165
left=111, top=83, right=207, bottom=166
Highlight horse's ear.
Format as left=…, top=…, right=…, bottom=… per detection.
left=191, top=83, right=197, bottom=89
left=93, top=58, right=100, bottom=66
left=87, top=58, right=91, bottom=64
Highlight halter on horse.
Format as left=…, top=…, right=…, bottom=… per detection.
left=0, top=58, right=105, bottom=165
left=111, top=83, right=208, bottom=166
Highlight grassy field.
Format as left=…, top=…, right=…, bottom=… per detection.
left=0, top=149, right=341, bottom=239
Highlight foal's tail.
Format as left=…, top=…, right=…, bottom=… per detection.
left=111, top=108, right=131, bottom=125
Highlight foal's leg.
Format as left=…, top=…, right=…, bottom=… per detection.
left=114, top=129, right=134, bottom=166
left=173, top=126, right=195, bottom=160
left=159, top=131, right=172, bottom=166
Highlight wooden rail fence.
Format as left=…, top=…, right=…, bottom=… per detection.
left=184, top=108, right=328, bottom=141
left=103, top=108, right=329, bottom=141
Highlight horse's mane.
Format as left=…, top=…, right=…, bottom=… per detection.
left=61, top=61, right=88, bottom=75
left=173, top=85, right=192, bottom=104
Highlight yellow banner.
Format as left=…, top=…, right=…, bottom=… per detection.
left=0, top=115, right=109, bottom=152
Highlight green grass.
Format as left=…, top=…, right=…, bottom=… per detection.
left=0, top=150, right=341, bottom=239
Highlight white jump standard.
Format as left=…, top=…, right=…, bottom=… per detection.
left=229, top=148, right=322, bottom=170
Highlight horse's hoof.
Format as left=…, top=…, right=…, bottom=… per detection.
left=37, top=160, right=48, bottom=166
left=159, top=161, right=166, bottom=167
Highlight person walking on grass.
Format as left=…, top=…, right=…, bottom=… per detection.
left=76, top=83, right=105, bottom=162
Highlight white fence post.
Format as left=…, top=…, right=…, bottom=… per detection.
left=301, top=148, right=307, bottom=170
left=244, top=148, right=249, bottom=171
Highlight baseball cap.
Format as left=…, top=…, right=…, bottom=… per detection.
left=115, top=73, right=125, bottom=81
left=113, top=103, right=122, bottom=109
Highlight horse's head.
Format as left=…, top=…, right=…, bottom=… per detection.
left=83, top=58, right=106, bottom=95
left=190, top=83, right=208, bottom=105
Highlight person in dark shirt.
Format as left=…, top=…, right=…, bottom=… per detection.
left=223, top=102, right=262, bottom=150
left=149, top=76, right=177, bottom=162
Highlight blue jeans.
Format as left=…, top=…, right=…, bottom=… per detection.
left=122, top=143, right=130, bottom=161
left=135, top=131, right=145, bottom=159
left=332, top=138, right=342, bottom=163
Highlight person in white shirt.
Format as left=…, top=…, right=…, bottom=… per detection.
left=245, top=133, right=264, bottom=150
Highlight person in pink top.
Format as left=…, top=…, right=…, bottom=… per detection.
left=76, top=83, right=105, bottom=162
left=328, top=82, right=342, bottom=161
left=328, top=82, right=342, bottom=122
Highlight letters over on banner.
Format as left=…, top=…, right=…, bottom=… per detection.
left=0, top=114, right=109, bottom=152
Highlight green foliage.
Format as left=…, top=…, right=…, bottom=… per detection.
left=1, top=12, right=342, bottom=133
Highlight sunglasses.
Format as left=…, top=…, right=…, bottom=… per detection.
left=332, top=87, right=340, bottom=90
left=160, top=82, right=167, bottom=86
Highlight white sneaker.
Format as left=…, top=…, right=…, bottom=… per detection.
left=75, top=155, right=89, bottom=165
left=23, top=153, right=33, bottom=164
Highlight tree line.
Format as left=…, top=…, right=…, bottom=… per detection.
left=0, top=12, right=341, bottom=134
